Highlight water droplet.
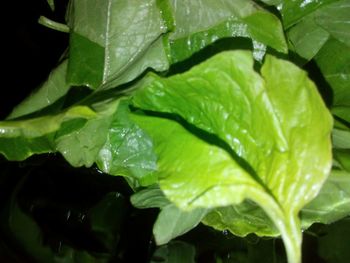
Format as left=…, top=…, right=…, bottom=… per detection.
left=222, top=229, right=229, bottom=236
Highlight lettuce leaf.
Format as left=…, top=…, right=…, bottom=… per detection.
left=131, top=50, right=333, bottom=263
left=66, top=0, right=287, bottom=90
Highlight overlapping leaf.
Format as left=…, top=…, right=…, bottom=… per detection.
left=131, top=50, right=332, bottom=263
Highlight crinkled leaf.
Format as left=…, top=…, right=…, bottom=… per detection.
left=150, top=241, right=196, bottom=263
left=301, top=169, right=350, bottom=229
left=203, top=202, right=278, bottom=238
left=67, top=0, right=286, bottom=90
left=132, top=51, right=332, bottom=263
left=8, top=60, right=70, bottom=119
left=315, top=38, right=350, bottom=107
left=96, top=101, right=157, bottom=185
left=131, top=185, right=170, bottom=209
left=166, top=0, right=287, bottom=64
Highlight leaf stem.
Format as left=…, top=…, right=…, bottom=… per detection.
left=38, top=16, right=69, bottom=33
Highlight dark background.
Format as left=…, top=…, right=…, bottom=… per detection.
left=2, top=0, right=69, bottom=119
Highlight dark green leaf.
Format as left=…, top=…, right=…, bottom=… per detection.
left=314, top=0, right=350, bottom=47
left=68, top=0, right=169, bottom=89
left=315, top=38, right=350, bottom=107
left=317, top=218, right=350, bottom=263
left=150, top=241, right=196, bottom=263
left=8, top=61, right=70, bottom=119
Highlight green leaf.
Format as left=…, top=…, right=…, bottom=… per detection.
left=334, top=149, right=350, bottom=172
left=317, top=218, right=350, bottom=263
left=54, top=100, right=120, bottom=167
left=287, top=14, right=329, bottom=60
left=332, top=106, right=350, bottom=124
left=314, top=0, right=350, bottom=47
left=89, top=192, right=127, bottom=251
left=332, top=128, right=350, bottom=149
left=131, top=185, right=208, bottom=244
left=67, top=32, right=104, bottom=89
left=284, top=0, right=350, bottom=61
left=166, top=0, right=287, bottom=64
left=150, top=241, right=196, bottom=263
left=95, top=101, right=157, bottom=185
left=0, top=176, right=112, bottom=263
left=7, top=60, right=70, bottom=119
left=131, top=185, right=170, bottom=209
left=301, top=169, right=350, bottom=229
left=0, top=106, right=96, bottom=160
left=315, top=38, right=350, bottom=107
left=278, top=0, right=335, bottom=29
left=153, top=204, right=207, bottom=245
left=46, top=0, right=55, bottom=11
left=203, top=202, right=278, bottom=237
left=132, top=51, right=333, bottom=263
left=67, top=0, right=169, bottom=89
left=67, top=0, right=287, bottom=90
left=1, top=98, right=157, bottom=186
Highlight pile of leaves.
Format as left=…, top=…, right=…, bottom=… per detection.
left=1, top=0, right=349, bottom=262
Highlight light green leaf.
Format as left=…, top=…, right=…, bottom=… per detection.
left=150, top=241, right=196, bottom=263
left=132, top=51, right=333, bottom=263
left=131, top=185, right=170, bottom=209
left=153, top=204, right=207, bottom=245
left=301, top=169, right=350, bottom=229
left=8, top=61, right=70, bottom=119
left=203, top=201, right=278, bottom=237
